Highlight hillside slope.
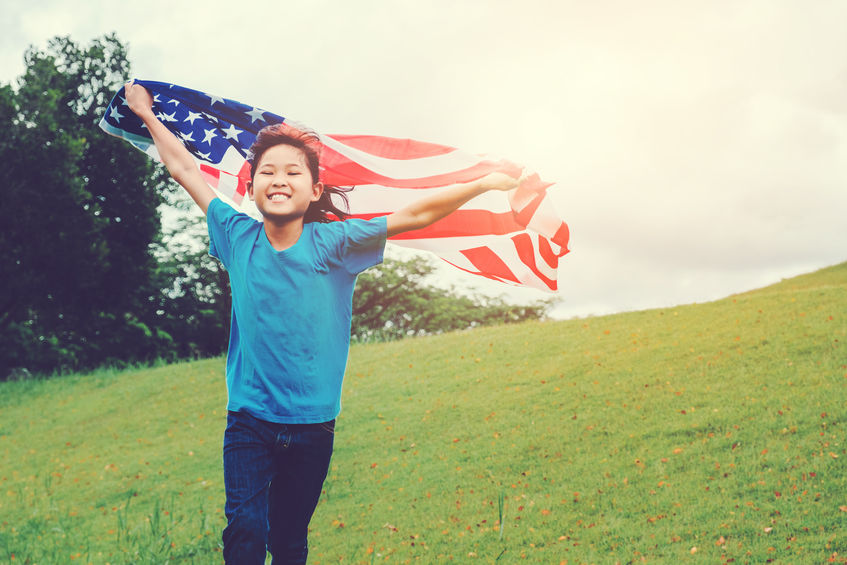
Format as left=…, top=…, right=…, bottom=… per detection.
left=1, top=262, right=844, bottom=563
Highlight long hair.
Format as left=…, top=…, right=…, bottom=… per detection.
left=246, top=123, right=350, bottom=222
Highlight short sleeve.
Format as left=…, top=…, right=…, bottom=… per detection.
left=311, top=216, right=387, bottom=275
left=206, top=198, right=256, bottom=268
left=341, top=216, right=388, bottom=275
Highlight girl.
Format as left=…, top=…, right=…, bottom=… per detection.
left=124, top=81, right=521, bottom=564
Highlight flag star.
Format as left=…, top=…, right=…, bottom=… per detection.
left=207, top=93, right=225, bottom=106
left=109, top=105, right=124, bottom=122
left=167, top=99, right=180, bottom=106
left=180, top=131, right=195, bottom=143
left=202, top=128, right=218, bottom=144
left=196, top=150, right=211, bottom=160
left=153, top=94, right=162, bottom=103
left=184, top=111, right=203, bottom=125
left=119, top=95, right=128, bottom=106
left=155, top=111, right=177, bottom=123
left=222, top=124, right=242, bottom=141
left=245, top=107, right=266, bottom=123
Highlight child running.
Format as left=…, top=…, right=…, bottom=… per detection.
left=124, top=80, right=521, bottom=564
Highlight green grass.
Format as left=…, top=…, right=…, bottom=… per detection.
left=1, top=262, right=845, bottom=564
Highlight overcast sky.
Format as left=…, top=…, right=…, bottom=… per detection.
left=3, top=0, right=846, bottom=318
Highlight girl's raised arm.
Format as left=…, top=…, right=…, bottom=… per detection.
left=124, top=81, right=216, bottom=214
left=386, top=171, right=522, bottom=238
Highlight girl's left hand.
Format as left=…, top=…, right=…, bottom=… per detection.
left=124, top=80, right=154, bottom=117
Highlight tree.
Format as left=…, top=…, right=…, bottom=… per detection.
left=152, top=202, right=230, bottom=360
left=352, top=255, right=554, bottom=342
left=0, top=34, right=173, bottom=376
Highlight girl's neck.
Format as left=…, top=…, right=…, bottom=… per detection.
left=263, top=217, right=305, bottom=251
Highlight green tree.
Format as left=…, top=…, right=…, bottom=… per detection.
left=352, top=255, right=554, bottom=342
left=152, top=203, right=230, bottom=360
left=0, top=34, right=173, bottom=376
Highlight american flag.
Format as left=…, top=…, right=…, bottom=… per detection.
left=99, top=80, right=570, bottom=291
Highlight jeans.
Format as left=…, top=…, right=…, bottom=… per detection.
left=222, top=410, right=335, bottom=565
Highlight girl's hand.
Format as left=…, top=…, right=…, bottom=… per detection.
left=124, top=81, right=154, bottom=117
left=477, top=168, right=526, bottom=192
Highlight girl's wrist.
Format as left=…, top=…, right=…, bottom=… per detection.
left=470, top=178, right=489, bottom=193
left=126, top=101, right=155, bottom=119
left=135, top=108, right=160, bottom=124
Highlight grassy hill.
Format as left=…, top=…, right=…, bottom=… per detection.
left=1, top=262, right=844, bottom=564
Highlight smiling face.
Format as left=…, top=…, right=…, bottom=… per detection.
left=247, top=143, right=324, bottom=223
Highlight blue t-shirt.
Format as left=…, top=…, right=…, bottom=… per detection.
left=206, top=198, right=387, bottom=423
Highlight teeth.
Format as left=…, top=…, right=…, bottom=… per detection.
left=269, top=194, right=289, bottom=202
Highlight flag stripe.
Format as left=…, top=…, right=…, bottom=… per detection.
left=512, top=233, right=558, bottom=291
left=320, top=149, right=502, bottom=188
left=552, top=223, right=571, bottom=250
left=348, top=209, right=533, bottom=240
left=538, top=235, right=559, bottom=268
left=460, top=246, right=522, bottom=284
left=320, top=134, right=485, bottom=179
left=326, top=134, right=456, bottom=159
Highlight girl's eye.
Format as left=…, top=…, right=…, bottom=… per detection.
left=288, top=172, right=301, bottom=176
left=260, top=171, right=272, bottom=175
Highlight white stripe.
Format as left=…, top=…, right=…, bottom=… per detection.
left=215, top=172, right=240, bottom=200
left=212, top=145, right=250, bottom=175
left=320, top=135, right=488, bottom=180
left=401, top=245, right=531, bottom=288
left=526, top=193, right=567, bottom=240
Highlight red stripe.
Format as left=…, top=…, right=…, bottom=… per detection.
left=439, top=258, right=509, bottom=284
left=513, top=192, right=544, bottom=228
left=235, top=178, right=248, bottom=198
left=326, top=134, right=456, bottom=159
left=200, top=163, right=220, bottom=181
left=348, top=209, right=529, bottom=240
left=236, top=161, right=252, bottom=197
left=319, top=146, right=501, bottom=188
left=551, top=222, right=570, bottom=250
left=512, top=233, right=557, bottom=291
left=456, top=247, right=521, bottom=284
left=538, top=236, right=557, bottom=268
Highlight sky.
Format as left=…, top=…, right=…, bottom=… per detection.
left=3, top=0, right=846, bottom=319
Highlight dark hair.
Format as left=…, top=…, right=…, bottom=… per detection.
left=247, top=123, right=350, bottom=222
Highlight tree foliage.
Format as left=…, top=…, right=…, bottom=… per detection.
left=0, top=34, right=172, bottom=376
left=352, top=255, right=553, bottom=342
left=151, top=204, right=230, bottom=361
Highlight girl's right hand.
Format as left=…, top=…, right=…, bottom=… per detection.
left=124, top=81, right=154, bottom=117
left=477, top=168, right=526, bottom=192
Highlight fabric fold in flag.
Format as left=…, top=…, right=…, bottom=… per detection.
left=99, top=80, right=570, bottom=291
